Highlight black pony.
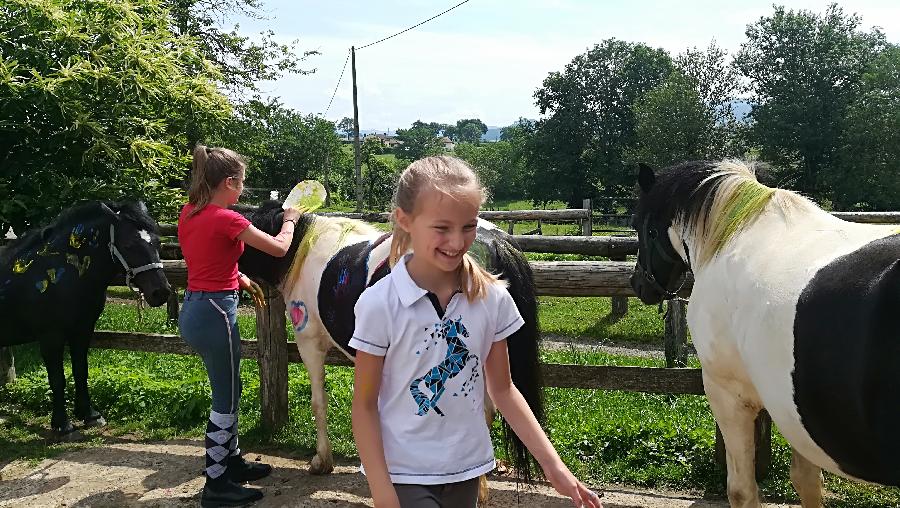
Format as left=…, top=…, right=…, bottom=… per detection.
left=239, top=201, right=543, bottom=481
left=0, top=201, right=171, bottom=438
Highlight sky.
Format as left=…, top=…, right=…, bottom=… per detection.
left=229, top=0, right=900, bottom=132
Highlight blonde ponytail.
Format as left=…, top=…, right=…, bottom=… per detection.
left=389, top=225, right=412, bottom=268
left=460, top=253, right=499, bottom=302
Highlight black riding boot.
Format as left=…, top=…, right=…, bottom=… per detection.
left=200, top=474, right=263, bottom=507
left=227, top=454, right=273, bottom=483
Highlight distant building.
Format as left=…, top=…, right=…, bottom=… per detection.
left=439, top=136, right=455, bottom=151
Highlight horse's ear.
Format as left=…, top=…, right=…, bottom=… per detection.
left=99, top=202, right=121, bottom=222
left=638, top=163, right=656, bottom=193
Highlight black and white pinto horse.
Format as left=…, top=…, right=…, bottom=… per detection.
left=239, top=201, right=543, bottom=479
left=630, top=160, right=900, bottom=507
left=0, top=201, right=171, bottom=438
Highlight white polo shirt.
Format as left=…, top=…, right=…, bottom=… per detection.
left=349, top=254, right=525, bottom=485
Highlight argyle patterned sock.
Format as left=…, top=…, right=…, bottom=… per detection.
left=205, top=410, right=236, bottom=479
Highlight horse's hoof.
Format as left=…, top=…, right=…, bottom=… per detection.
left=82, top=415, right=107, bottom=428
left=52, top=424, right=83, bottom=443
left=309, top=455, right=334, bottom=475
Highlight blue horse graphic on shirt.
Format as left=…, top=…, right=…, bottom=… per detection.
left=409, top=318, right=480, bottom=417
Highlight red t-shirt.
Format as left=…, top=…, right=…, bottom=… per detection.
left=178, top=203, right=251, bottom=291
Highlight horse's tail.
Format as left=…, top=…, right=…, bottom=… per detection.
left=493, top=234, right=543, bottom=483
left=409, top=376, right=431, bottom=416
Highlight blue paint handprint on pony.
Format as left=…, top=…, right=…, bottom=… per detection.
left=409, top=317, right=480, bottom=417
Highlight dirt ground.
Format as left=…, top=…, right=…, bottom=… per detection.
left=0, top=438, right=802, bottom=508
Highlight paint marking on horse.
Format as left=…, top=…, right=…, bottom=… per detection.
left=12, top=257, right=32, bottom=273
left=65, top=254, right=91, bottom=277
left=138, top=229, right=152, bottom=243
left=290, top=300, right=309, bottom=332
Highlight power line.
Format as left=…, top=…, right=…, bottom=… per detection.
left=321, top=48, right=351, bottom=117
left=357, top=0, right=472, bottom=50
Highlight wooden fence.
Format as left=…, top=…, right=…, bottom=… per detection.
left=5, top=207, right=900, bottom=477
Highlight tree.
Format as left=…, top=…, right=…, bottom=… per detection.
left=734, top=4, right=885, bottom=196
left=337, top=117, right=354, bottom=140
left=626, top=72, right=715, bottom=168
left=455, top=119, right=488, bottom=144
left=828, top=45, right=900, bottom=210
left=454, top=141, right=527, bottom=201
left=213, top=99, right=347, bottom=202
left=393, top=125, right=443, bottom=162
left=164, top=0, right=317, bottom=96
left=0, top=0, right=230, bottom=233
left=527, top=39, right=673, bottom=207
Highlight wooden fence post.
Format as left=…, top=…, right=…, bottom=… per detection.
left=0, top=347, right=15, bottom=385
left=664, top=298, right=688, bottom=367
left=715, top=409, right=772, bottom=481
left=507, top=220, right=516, bottom=235
left=581, top=199, right=592, bottom=237
left=256, top=282, right=289, bottom=435
left=592, top=198, right=629, bottom=318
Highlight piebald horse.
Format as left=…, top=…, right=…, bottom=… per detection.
left=630, top=160, right=900, bottom=507
left=239, top=201, right=543, bottom=481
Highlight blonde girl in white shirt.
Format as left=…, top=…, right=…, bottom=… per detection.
left=350, top=156, right=602, bottom=508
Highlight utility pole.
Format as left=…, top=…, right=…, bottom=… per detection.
left=351, top=46, right=363, bottom=211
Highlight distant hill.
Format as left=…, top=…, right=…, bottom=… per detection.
left=481, top=126, right=502, bottom=142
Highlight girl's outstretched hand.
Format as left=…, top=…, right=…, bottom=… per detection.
left=239, top=273, right=266, bottom=309
left=544, top=460, right=603, bottom=508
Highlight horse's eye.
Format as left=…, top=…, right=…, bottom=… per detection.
left=648, top=228, right=658, bottom=239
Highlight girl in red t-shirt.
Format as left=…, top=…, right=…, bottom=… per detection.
left=178, top=145, right=300, bottom=507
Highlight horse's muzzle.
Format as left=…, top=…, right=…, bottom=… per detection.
left=630, top=266, right=665, bottom=305
left=135, top=271, right=172, bottom=307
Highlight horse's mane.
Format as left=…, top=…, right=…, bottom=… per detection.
left=657, top=160, right=816, bottom=267
left=0, top=201, right=156, bottom=266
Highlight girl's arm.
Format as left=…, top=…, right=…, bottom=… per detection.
left=352, top=351, right=400, bottom=508
left=236, top=208, right=301, bottom=257
left=484, top=340, right=603, bottom=508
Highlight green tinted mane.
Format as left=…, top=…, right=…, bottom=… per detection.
left=693, top=171, right=776, bottom=266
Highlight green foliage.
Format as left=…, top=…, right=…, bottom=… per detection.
left=0, top=0, right=231, bottom=232
left=363, top=154, right=399, bottom=211
left=336, top=117, right=354, bottom=140
left=454, top=141, right=528, bottom=200
left=163, top=0, right=317, bottom=96
left=455, top=118, right=488, bottom=144
left=627, top=72, right=716, bottom=168
left=527, top=39, right=673, bottom=207
left=393, top=125, right=443, bottom=161
left=828, top=44, right=900, bottom=210
left=213, top=98, right=350, bottom=202
left=734, top=4, right=886, bottom=196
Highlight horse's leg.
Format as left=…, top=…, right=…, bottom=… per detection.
left=70, top=331, right=105, bottom=427
left=790, top=447, right=824, bottom=508
left=38, top=338, right=77, bottom=439
left=703, top=375, right=762, bottom=508
left=297, top=335, right=334, bottom=474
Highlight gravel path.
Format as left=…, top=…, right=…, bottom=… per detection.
left=0, top=438, right=800, bottom=507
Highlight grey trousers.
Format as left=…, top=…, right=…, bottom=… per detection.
left=394, top=478, right=479, bottom=508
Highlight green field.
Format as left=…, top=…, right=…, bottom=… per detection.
left=2, top=302, right=899, bottom=506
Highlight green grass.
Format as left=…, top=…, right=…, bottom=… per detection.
left=3, top=303, right=900, bottom=506
left=540, top=297, right=666, bottom=344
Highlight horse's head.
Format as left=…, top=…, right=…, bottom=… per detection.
left=239, top=200, right=308, bottom=285
left=629, top=163, right=692, bottom=305
left=101, top=201, right=171, bottom=307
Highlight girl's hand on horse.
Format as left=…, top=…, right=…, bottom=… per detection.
left=239, top=273, right=266, bottom=309
left=544, top=460, right=603, bottom=508
left=283, top=207, right=301, bottom=223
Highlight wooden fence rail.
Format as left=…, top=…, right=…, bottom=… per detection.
left=122, top=260, right=693, bottom=299
left=91, top=331, right=705, bottom=394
